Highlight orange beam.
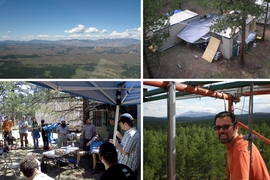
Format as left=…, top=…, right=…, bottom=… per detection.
left=144, top=81, right=240, bottom=102
left=238, top=121, right=270, bottom=145
left=243, top=90, right=270, bottom=96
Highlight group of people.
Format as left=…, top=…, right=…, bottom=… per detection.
left=1, top=115, right=17, bottom=154
left=75, top=113, right=140, bottom=178
left=19, top=113, right=139, bottom=180
left=1, top=115, right=56, bottom=151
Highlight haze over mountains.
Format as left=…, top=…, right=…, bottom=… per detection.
left=0, top=38, right=140, bottom=47
left=144, top=111, right=270, bottom=124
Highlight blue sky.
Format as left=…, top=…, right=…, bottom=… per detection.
left=0, top=0, right=141, bottom=41
left=143, top=84, right=270, bottom=117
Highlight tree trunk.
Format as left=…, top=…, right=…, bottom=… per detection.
left=83, top=98, right=89, bottom=124
left=144, top=50, right=154, bottom=78
left=240, top=20, right=246, bottom=65
left=262, top=3, right=269, bottom=41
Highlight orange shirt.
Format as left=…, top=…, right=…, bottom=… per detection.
left=2, top=119, right=13, bottom=132
left=227, top=134, right=270, bottom=180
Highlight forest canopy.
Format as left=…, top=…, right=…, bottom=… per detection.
left=144, top=119, right=270, bottom=179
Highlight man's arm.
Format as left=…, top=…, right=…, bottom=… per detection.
left=114, top=139, right=129, bottom=155
left=116, top=131, right=123, bottom=140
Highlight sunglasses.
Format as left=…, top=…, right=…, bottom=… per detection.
left=214, top=124, right=234, bottom=131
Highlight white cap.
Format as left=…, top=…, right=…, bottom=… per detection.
left=61, top=117, right=66, bottom=122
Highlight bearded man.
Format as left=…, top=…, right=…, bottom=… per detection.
left=56, top=117, right=69, bottom=148
left=214, top=111, right=269, bottom=180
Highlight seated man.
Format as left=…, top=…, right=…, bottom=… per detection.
left=0, top=140, right=9, bottom=155
left=20, top=154, right=54, bottom=180
left=4, top=132, right=18, bottom=150
left=76, top=134, right=103, bottom=174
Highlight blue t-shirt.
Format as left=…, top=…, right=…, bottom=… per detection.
left=89, top=140, right=103, bottom=153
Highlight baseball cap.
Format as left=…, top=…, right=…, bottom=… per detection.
left=118, top=113, right=134, bottom=123
left=61, top=117, right=66, bottom=122
left=109, top=117, right=115, bottom=121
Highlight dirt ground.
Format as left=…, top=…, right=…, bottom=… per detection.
left=0, top=130, right=103, bottom=180
left=143, top=1, right=270, bottom=78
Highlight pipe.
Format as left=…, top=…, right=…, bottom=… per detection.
left=143, top=81, right=240, bottom=102
left=243, top=90, right=270, bottom=96
left=238, top=122, right=270, bottom=145
left=228, top=100, right=234, bottom=113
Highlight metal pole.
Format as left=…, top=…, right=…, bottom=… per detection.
left=167, top=82, right=176, bottom=180
left=113, top=105, right=120, bottom=145
left=248, top=82, right=254, bottom=180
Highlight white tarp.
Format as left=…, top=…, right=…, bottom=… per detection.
left=168, top=10, right=198, bottom=26
left=177, top=14, right=219, bottom=43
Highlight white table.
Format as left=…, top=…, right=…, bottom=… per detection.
left=43, top=146, right=79, bottom=158
left=42, top=146, right=79, bottom=179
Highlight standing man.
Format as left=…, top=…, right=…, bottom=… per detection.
left=40, top=119, right=49, bottom=150
left=99, top=142, right=136, bottom=180
left=214, top=111, right=270, bottom=179
left=107, top=117, right=120, bottom=140
left=82, top=118, right=96, bottom=151
left=56, top=117, right=69, bottom=147
left=110, top=113, right=140, bottom=173
left=2, top=115, right=13, bottom=138
left=19, top=115, right=29, bottom=148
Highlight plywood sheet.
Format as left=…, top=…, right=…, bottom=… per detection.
left=202, top=36, right=221, bottom=63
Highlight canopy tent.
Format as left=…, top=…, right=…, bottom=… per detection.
left=31, top=81, right=141, bottom=106
left=30, top=81, right=141, bottom=145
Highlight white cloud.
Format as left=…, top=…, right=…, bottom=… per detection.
left=64, top=24, right=85, bottom=33
left=7, top=31, right=11, bottom=33
left=100, top=29, right=107, bottom=34
left=69, top=34, right=82, bottom=38
left=144, top=94, right=270, bottom=117
left=110, top=27, right=141, bottom=39
left=85, top=27, right=99, bottom=33
left=1, top=35, right=8, bottom=39
left=38, top=34, right=49, bottom=38
left=65, top=25, right=100, bottom=34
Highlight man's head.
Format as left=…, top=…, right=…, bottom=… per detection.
left=20, top=155, right=41, bottom=178
left=118, top=113, right=134, bottom=130
left=22, top=115, right=26, bottom=121
left=0, top=140, right=3, bottom=146
left=214, top=111, right=239, bottom=144
left=108, top=118, right=115, bottom=125
left=41, top=119, right=45, bottom=124
left=99, top=142, right=118, bottom=164
left=61, top=117, right=66, bottom=128
left=93, top=134, right=101, bottom=141
left=85, top=118, right=90, bottom=124
left=8, top=131, right=12, bottom=137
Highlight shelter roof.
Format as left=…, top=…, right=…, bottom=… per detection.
left=30, top=81, right=141, bottom=106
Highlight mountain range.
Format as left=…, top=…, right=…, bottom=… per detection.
left=177, top=110, right=215, bottom=117
left=0, top=38, right=140, bottom=47
left=144, top=111, right=270, bottom=124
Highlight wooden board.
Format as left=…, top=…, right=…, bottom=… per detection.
left=202, top=36, right=221, bottom=63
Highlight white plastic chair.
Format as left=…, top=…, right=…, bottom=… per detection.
left=2, top=152, right=20, bottom=180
